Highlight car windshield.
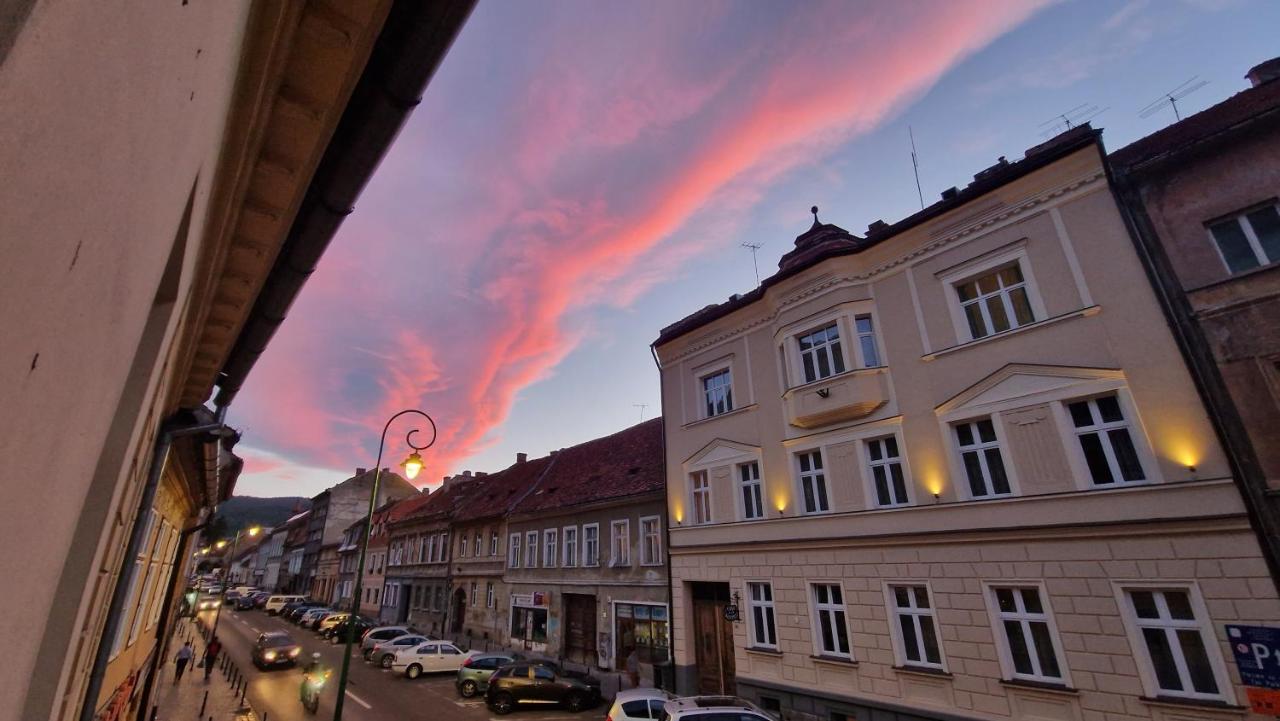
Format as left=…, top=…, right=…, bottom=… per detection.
left=261, top=635, right=295, bottom=648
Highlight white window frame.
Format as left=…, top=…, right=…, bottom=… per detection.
left=1059, top=392, right=1151, bottom=488
left=474, top=531, right=482, bottom=556
left=884, top=582, right=946, bottom=671
left=470, top=581, right=478, bottom=606
left=609, top=519, right=631, bottom=567
left=795, top=449, right=831, bottom=514
left=639, top=516, right=662, bottom=566
left=1207, top=202, right=1280, bottom=274
left=796, top=321, right=848, bottom=384
left=937, top=244, right=1048, bottom=344
left=984, top=582, right=1071, bottom=686
left=459, top=533, right=468, bottom=558
left=950, top=415, right=1016, bottom=499
left=808, top=581, right=853, bottom=660
left=438, top=532, right=448, bottom=563
left=1114, top=582, right=1234, bottom=703
left=543, top=529, right=558, bottom=568
left=746, top=580, right=778, bottom=650
left=562, top=526, right=579, bottom=567
left=690, top=470, right=712, bottom=525
left=582, top=523, right=600, bottom=567
left=854, top=313, right=882, bottom=368
left=737, top=461, right=764, bottom=521
left=489, top=531, right=498, bottom=556
left=524, top=531, right=538, bottom=568
left=863, top=433, right=912, bottom=508
left=508, top=533, right=521, bottom=569
left=777, top=304, right=880, bottom=389
left=486, top=582, right=495, bottom=608
left=700, top=366, right=734, bottom=419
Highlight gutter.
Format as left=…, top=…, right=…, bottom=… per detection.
left=650, top=344, right=677, bottom=693
left=214, top=0, right=477, bottom=407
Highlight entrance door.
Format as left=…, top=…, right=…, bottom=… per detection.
left=692, top=599, right=736, bottom=694
left=452, top=589, right=466, bottom=633
left=564, top=594, right=597, bottom=665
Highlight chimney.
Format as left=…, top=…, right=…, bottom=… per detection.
left=463, top=470, right=472, bottom=477
left=866, top=220, right=888, bottom=235
left=381, top=467, right=389, bottom=474
left=940, top=187, right=959, bottom=201
left=1247, top=57, right=1280, bottom=88
left=356, top=468, right=367, bottom=476
left=517, top=452, right=528, bottom=464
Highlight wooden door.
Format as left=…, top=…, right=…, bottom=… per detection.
left=693, top=600, right=736, bottom=694
left=564, top=594, right=597, bottom=665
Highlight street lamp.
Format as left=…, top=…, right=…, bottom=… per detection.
left=208, top=525, right=261, bottom=638
left=333, top=409, right=436, bottom=721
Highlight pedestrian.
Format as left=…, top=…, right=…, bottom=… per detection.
left=203, top=636, right=222, bottom=681
left=625, top=647, right=640, bottom=688
left=174, top=642, right=194, bottom=683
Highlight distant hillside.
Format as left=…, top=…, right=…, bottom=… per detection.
left=216, top=496, right=310, bottom=534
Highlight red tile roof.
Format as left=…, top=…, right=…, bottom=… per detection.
left=450, top=455, right=554, bottom=523
left=511, top=418, right=663, bottom=515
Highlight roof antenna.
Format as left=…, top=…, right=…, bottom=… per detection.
left=741, top=242, right=763, bottom=286
left=633, top=403, right=648, bottom=422
left=1139, top=76, right=1208, bottom=122
left=1038, top=103, right=1108, bottom=138
left=909, top=127, right=924, bottom=210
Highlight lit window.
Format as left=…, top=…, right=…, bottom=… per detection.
left=1067, top=395, right=1145, bottom=485
left=954, top=418, right=1011, bottom=498
left=1209, top=204, right=1280, bottom=274
left=797, top=450, right=830, bottom=514
left=640, top=517, right=662, bottom=565
left=739, top=462, right=763, bottom=520
left=610, top=520, right=630, bottom=566
left=583, top=524, right=600, bottom=567
left=890, top=585, right=943, bottom=669
left=543, top=529, right=557, bottom=568
left=955, top=264, right=1035, bottom=340
left=798, top=323, right=846, bottom=383
left=867, top=436, right=909, bottom=507
left=691, top=471, right=712, bottom=525
left=855, top=315, right=881, bottom=367
left=811, top=583, right=851, bottom=658
left=1123, top=588, right=1226, bottom=701
left=562, top=526, right=578, bottom=567
left=702, top=369, right=733, bottom=417
left=748, top=582, right=777, bottom=649
left=990, top=586, right=1066, bottom=684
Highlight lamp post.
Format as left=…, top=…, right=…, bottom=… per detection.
left=209, top=525, right=260, bottom=638
left=333, top=409, right=435, bottom=721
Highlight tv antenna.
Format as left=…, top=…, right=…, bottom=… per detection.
left=1139, top=77, right=1208, bottom=122
left=741, top=242, right=763, bottom=286
left=1038, top=103, right=1108, bottom=138
left=633, top=403, right=648, bottom=422
left=909, top=126, right=924, bottom=210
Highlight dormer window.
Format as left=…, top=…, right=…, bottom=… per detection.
left=798, top=323, right=846, bottom=383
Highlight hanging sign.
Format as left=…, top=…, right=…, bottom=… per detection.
left=1227, top=624, right=1280, bottom=714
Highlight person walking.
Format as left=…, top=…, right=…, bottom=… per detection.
left=174, top=642, right=194, bottom=683
left=203, top=636, right=222, bottom=681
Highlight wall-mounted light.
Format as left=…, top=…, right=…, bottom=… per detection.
left=932, top=492, right=940, bottom=504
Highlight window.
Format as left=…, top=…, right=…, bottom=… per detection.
left=798, top=323, right=846, bottom=383
left=797, top=450, right=830, bottom=514
left=543, top=529, right=558, bottom=568
left=855, top=315, right=880, bottom=367
left=470, top=581, right=477, bottom=606
left=866, top=435, right=909, bottom=507
left=459, top=534, right=468, bottom=558
left=562, top=526, right=579, bottom=567
left=954, top=418, right=1011, bottom=498
left=490, top=531, right=498, bottom=556
left=475, top=531, right=483, bottom=556
left=525, top=531, right=539, bottom=568
left=811, top=583, right=851, bottom=658
left=1209, top=203, right=1280, bottom=274
left=640, top=516, right=661, bottom=566
left=703, top=369, right=733, bottom=417
left=739, top=462, right=763, bottom=520
left=438, top=532, right=448, bottom=562
left=424, top=535, right=433, bottom=563
left=989, top=586, right=1066, bottom=684
left=508, top=534, right=521, bottom=569
left=609, top=520, right=631, bottom=566
left=955, top=264, right=1035, bottom=339
left=486, top=582, right=494, bottom=608
left=512, top=605, right=549, bottom=643
left=889, top=585, right=943, bottom=669
left=1122, top=587, right=1226, bottom=701
left=691, top=470, right=712, bottom=524
left=615, top=603, right=670, bottom=664
left=1067, top=394, right=1145, bottom=485
left=583, top=524, right=600, bottom=567
left=747, top=582, right=777, bottom=649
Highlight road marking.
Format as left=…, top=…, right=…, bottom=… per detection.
left=250, top=626, right=261, bottom=633
left=345, top=690, right=373, bottom=709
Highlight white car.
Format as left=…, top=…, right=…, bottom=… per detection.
left=392, top=641, right=477, bottom=678
left=663, top=697, right=776, bottom=721
left=607, top=688, right=675, bottom=721
left=368, top=633, right=432, bottom=668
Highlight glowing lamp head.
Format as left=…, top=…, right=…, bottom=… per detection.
left=402, top=451, right=424, bottom=481
left=214, top=540, right=228, bottom=550
left=247, top=526, right=261, bottom=537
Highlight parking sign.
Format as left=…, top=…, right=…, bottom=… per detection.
left=1227, top=624, right=1280, bottom=714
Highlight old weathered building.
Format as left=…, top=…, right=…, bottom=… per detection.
left=655, top=126, right=1280, bottom=720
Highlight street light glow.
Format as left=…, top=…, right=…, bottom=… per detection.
left=247, top=526, right=261, bottom=537
left=402, top=451, right=424, bottom=480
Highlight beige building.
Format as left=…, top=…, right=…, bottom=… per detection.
left=0, top=3, right=473, bottom=721
left=654, top=127, right=1280, bottom=721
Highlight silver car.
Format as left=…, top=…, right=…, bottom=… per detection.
left=360, top=625, right=411, bottom=656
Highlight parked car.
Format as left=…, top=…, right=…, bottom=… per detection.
left=661, top=697, right=776, bottom=721
left=455, top=653, right=516, bottom=698
left=360, top=626, right=412, bottom=656
left=298, top=607, right=332, bottom=628
left=520, top=658, right=601, bottom=690
left=250, top=591, right=272, bottom=608
left=367, top=633, right=432, bottom=669
left=485, top=663, right=601, bottom=714
left=325, top=616, right=377, bottom=645
left=307, top=610, right=339, bottom=630
left=316, top=612, right=349, bottom=633
left=266, top=595, right=308, bottom=615
left=281, top=600, right=319, bottom=620
left=195, top=594, right=220, bottom=612
left=235, top=591, right=270, bottom=610
left=251, top=631, right=302, bottom=670
left=392, top=641, right=477, bottom=679
left=606, top=689, right=676, bottom=721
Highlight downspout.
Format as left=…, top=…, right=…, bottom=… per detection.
left=650, top=344, right=676, bottom=693
left=79, top=409, right=230, bottom=721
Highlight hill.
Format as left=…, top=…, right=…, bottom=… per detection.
left=215, top=495, right=311, bottom=535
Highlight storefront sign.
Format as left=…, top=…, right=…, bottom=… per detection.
left=722, top=603, right=740, bottom=622
left=1227, top=624, right=1280, bottom=714
left=512, top=591, right=550, bottom=607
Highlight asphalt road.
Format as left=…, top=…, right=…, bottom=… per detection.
left=196, top=607, right=603, bottom=721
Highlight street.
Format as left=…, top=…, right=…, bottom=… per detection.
left=193, top=608, right=605, bottom=721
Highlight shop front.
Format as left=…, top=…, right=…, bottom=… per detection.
left=510, top=590, right=551, bottom=652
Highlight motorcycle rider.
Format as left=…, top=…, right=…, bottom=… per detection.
left=300, top=652, right=329, bottom=706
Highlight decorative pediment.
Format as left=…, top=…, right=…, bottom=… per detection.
left=937, top=364, right=1124, bottom=416
left=683, top=439, right=761, bottom=468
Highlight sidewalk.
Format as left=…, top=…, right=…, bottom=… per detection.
left=442, top=631, right=638, bottom=700
left=151, top=617, right=258, bottom=721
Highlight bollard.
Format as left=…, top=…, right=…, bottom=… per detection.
left=199, top=690, right=208, bottom=717
left=149, top=704, right=157, bottom=721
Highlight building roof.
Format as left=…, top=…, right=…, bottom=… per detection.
left=511, top=418, right=664, bottom=515
left=450, top=455, right=555, bottom=523
left=653, top=125, right=1102, bottom=347
left=1110, top=65, right=1280, bottom=170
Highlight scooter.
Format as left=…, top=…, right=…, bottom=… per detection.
left=299, top=655, right=331, bottom=715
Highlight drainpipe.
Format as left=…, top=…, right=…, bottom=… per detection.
left=79, top=410, right=230, bottom=721
left=650, top=344, right=676, bottom=693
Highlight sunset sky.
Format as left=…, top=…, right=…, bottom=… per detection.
left=231, top=0, right=1280, bottom=498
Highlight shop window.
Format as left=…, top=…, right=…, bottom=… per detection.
left=616, top=602, right=670, bottom=665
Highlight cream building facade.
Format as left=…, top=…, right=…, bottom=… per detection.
left=654, top=127, right=1280, bottom=721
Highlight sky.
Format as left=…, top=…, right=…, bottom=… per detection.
left=230, top=0, right=1280, bottom=498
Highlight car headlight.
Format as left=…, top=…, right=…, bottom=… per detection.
left=263, top=651, right=277, bottom=661
left=289, top=647, right=300, bottom=657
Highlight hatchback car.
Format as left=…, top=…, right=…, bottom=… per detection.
left=455, top=653, right=516, bottom=698
left=298, top=607, right=332, bottom=627
left=316, top=612, right=349, bottom=633
left=251, top=631, right=302, bottom=670
left=485, top=663, right=601, bottom=714
left=367, top=633, right=431, bottom=668
left=606, top=688, right=676, bottom=721
left=325, top=616, right=377, bottom=644
left=360, top=626, right=411, bottom=655
left=662, top=697, right=776, bottom=721
left=393, top=641, right=476, bottom=678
